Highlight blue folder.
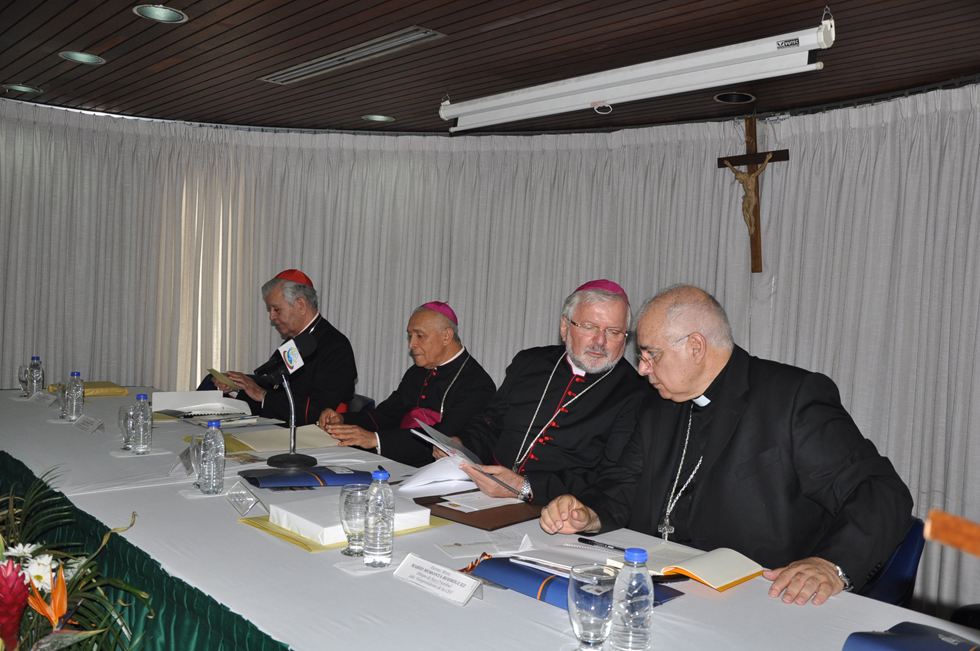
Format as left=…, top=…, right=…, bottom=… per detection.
left=237, top=466, right=373, bottom=488
left=469, top=558, right=684, bottom=610
left=843, top=622, right=980, bottom=650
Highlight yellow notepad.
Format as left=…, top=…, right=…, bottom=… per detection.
left=609, top=545, right=763, bottom=591
left=47, top=381, right=129, bottom=397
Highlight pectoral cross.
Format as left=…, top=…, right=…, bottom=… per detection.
left=717, top=117, right=789, bottom=273
left=658, top=518, right=674, bottom=540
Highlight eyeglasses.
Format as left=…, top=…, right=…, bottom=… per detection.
left=567, top=318, right=628, bottom=342
left=638, top=334, right=692, bottom=365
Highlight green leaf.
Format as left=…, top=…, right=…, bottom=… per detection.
left=30, top=629, right=105, bottom=651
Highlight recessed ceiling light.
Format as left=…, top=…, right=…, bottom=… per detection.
left=59, top=51, right=106, bottom=65
left=133, top=5, right=189, bottom=23
left=362, top=114, right=395, bottom=122
left=714, top=91, right=756, bottom=105
left=3, top=84, right=42, bottom=93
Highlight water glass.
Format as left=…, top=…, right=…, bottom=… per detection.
left=567, top=563, right=618, bottom=650
left=189, top=431, right=205, bottom=488
left=118, top=405, right=135, bottom=450
left=340, top=484, right=370, bottom=557
left=17, top=366, right=28, bottom=397
left=57, top=384, right=68, bottom=418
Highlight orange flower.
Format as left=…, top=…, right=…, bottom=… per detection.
left=27, top=565, right=67, bottom=628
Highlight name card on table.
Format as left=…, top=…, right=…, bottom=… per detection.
left=170, top=447, right=194, bottom=476
left=72, top=416, right=103, bottom=434
left=29, top=393, right=58, bottom=407
left=394, top=553, right=483, bottom=606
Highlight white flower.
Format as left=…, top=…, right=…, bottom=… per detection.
left=62, top=557, right=85, bottom=582
left=5, top=542, right=40, bottom=560
left=25, top=554, right=57, bottom=590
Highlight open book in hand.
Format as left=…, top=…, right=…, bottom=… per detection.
left=608, top=543, right=764, bottom=591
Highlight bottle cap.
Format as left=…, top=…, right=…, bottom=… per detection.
left=70, top=371, right=80, bottom=377
left=624, top=547, right=648, bottom=563
left=207, top=420, right=221, bottom=428
left=31, top=356, right=40, bottom=360
left=136, top=394, right=148, bottom=400
left=372, top=470, right=390, bottom=481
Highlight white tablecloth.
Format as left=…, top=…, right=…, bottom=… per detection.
left=3, top=390, right=978, bottom=650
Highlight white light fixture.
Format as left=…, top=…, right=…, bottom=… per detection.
left=133, top=5, right=189, bottom=24
left=440, top=19, right=835, bottom=132
left=59, top=51, right=106, bottom=65
left=3, top=83, right=42, bottom=93
left=362, top=114, right=395, bottom=122
left=261, top=26, right=444, bottom=85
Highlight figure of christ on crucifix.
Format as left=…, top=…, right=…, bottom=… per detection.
left=724, top=151, right=773, bottom=236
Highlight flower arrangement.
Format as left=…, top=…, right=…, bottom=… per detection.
left=0, top=474, right=151, bottom=651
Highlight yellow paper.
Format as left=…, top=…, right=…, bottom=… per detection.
left=47, top=381, right=129, bottom=397
left=207, top=368, right=242, bottom=391
left=231, top=424, right=339, bottom=452
left=181, top=433, right=255, bottom=453
left=238, top=515, right=452, bottom=553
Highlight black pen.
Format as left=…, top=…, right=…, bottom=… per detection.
left=577, top=537, right=628, bottom=554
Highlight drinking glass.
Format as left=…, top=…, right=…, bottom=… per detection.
left=118, top=405, right=135, bottom=450
left=567, top=563, right=618, bottom=650
left=57, top=384, right=68, bottom=418
left=340, top=484, right=370, bottom=557
left=189, top=431, right=205, bottom=488
left=17, top=366, right=28, bottom=397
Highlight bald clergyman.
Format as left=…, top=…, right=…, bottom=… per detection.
left=540, top=285, right=913, bottom=606
left=318, top=302, right=496, bottom=467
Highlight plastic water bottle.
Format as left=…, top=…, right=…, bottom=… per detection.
left=363, top=470, right=395, bottom=567
left=198, top=421, right=226, bottom=495
left=27, top=356, right=44, bottom=396
left=131, top=394, right=153, bottom=455
left=65, top=372, right=85, bottom=422
left=609, top=547, right=654, bottom=651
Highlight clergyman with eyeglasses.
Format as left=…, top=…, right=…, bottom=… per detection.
left=540, top=284, right=913, bottom=607
left=443, top=280, right=649, bottom=505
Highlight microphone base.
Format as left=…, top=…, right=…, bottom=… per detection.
left=267, top=452, right=318, bottom=468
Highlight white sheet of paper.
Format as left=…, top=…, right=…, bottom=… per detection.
left=396, top=455, right=471, bottom=492
left=440, top=491, right=523, bottom=512
left=437, top=540, right=501, bottom=559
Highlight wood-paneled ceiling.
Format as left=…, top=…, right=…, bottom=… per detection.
left=2, top=0, right=979, bottom=134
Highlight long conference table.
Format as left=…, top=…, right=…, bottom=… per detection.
left=2, top=389, right=978, bottom=651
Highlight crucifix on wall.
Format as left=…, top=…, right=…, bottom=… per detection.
left=718, top=117, right=789, bottom=273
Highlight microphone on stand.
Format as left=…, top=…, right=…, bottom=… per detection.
left=258, top=332, right=319, bottom=469
left=253, top=332, right=317, bottom=376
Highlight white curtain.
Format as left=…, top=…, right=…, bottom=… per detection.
left=1, top=84, right=978, bottom=612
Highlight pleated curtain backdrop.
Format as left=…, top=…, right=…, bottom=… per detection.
left=1, top=84, right=978, bottom=612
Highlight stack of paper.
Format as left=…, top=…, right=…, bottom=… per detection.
left=269, top=492, right=431, bottom=545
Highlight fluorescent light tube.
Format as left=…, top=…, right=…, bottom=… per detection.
left=441, top=19, right=835, bottom=131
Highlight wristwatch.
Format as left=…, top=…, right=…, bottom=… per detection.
left=835, top=564, right=853, bottom=592
left=519, top=477, right=532, bottom=502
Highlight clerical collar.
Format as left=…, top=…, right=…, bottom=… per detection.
left=566, top=356, right=586, bottom=376
left=692, top=355, right=732, bottom=407
left=439, top=346, right=466, bottom=367
left=300, top=313, right=320, bottom=335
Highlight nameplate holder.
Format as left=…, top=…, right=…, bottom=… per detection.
left=170, top=446, right=194, bottom=476
left=30, top=393, right=58, bottom=406
left=394, top=553, right=483, bottom=606
left=72, top=416, right=103, bottom=434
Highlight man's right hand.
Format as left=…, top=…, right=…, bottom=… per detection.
left=318, top=408, right=344, bottom=430
left=539, top=495, right=600, bottom=535
left=432, top=436, right=463, bottom=459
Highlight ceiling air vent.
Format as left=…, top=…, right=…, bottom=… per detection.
left=260, top=26, right=444, bottom=85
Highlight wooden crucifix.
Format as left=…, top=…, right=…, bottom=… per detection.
left=717, top=117, right=788, bottom=273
